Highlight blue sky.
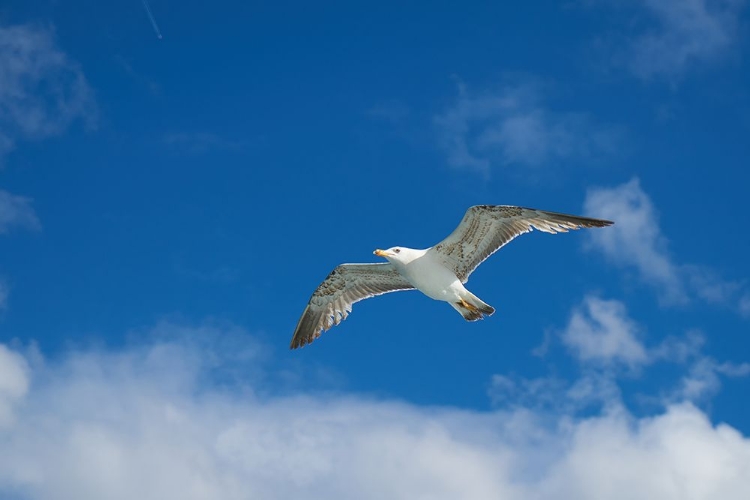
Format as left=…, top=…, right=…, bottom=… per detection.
left=1, top=1, right=750, bottom=498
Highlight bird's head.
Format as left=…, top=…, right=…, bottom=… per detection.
left=373, top=246, right=419, bottom=264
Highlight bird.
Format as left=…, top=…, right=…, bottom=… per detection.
left=290, top=205, right=613, bottom=349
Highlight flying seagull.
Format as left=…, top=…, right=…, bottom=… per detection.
left=290, top=205, right=613, bottom=349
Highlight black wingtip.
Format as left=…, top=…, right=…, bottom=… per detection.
left=289, top=331, right=310, bottom=350
left=590, top=218, right=614, bottom=227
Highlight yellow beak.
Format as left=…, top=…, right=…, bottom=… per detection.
left=374, top=249, right=390, bottom=257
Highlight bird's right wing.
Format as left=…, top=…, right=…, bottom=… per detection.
left=428, top=205, right=613, bottom=282
left=290, top=263, right=414, bottom=349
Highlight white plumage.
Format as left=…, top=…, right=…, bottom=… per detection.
left=290, top=205, right=613, bottom=349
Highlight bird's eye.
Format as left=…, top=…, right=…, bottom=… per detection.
left=394, top=248, right=401, bottom=253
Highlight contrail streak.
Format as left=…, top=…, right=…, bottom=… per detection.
left=141, top=0, right=163, bottom=39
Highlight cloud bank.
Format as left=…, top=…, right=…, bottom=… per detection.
left=1, top=321, right=749, bottom=500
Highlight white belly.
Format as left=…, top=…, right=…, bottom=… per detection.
left=399, top=253, right=465, bottom=302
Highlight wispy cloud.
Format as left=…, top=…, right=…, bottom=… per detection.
left=552, top=296, right=750, bottom=402
left=628, top=0, right=746, bottom=80
left=647, top=329, right=750, bottom=401
left=0, top=280, right=8, bottom=311
left=115, top=55, right=161, bottom=95
left=585, top=178, right=748, bottom=313
left=677, top=353, right=750, bottom=401
left=1, top=322, right=750, bottom=499
left=0, top=189, right=41, bottom=234
left=0, top=23, right=97, bottom=161
left=562, top=296, right=649, bottom=368
left=0, top=278, right=10, bottom=311
left=488, top=372, right=623, bottom=414
left=584, top=178, right=685, bottom=303
left=496, top=297, right=749, bottom=423
left=434, top=79, right=621, bottom=175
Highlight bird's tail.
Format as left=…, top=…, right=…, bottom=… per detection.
left=452, top=293, right=495, bottom=322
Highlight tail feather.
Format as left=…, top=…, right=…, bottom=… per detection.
left=455, top=303, right=483, bottom=321
left=452, top=294, right=495, bottom=322
left=475, top=302, right=495, bottom=315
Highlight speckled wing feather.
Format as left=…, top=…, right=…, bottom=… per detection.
left=428, top=205, right=613, bottom=283
left=290, top=263, right=414, bottom=349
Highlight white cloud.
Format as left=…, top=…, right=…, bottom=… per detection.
left=650, top=329, right=706, bottom=363
left=1, top=322, right=749, bottom=499
left=488, top=372, right=623, bottom=415
left=643, top=328, right=750, bottom=402
left=536, top=297, right=748, bottom=404
left=434, top=80, right=620, bottom=175
left=676, top=355, right=750, bottom=401
left=585, top=178, right=685, bottom=303
left=491, top=338, right=749, bottom=413
left=628, top=0, right=745, bottom=80
left=562, top=296, right=649, bottom=368
left=0, top=23, right=96, bottom=161
left=0, top=189, right=41, bottom=234
left=0, top=344, right=29, bottom=427
left=685, top=265, right=743, bottom=304
left=645, top=328, right=750, bottom=403
left=540, top=403, right=750, bottom=499
left=585, top=178, right=748, bottom=313
left=0, top=23, right=87, bottom=250
left=489, top=374, right=570, bottom=409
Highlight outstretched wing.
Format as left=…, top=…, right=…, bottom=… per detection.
left=290, top=263, right=414, bottom=349
left=428, top=205, right=613, bottom=282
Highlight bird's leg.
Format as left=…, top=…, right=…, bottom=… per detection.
left=458, top=298, right=479, bottom=312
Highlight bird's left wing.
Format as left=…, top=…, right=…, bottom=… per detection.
left=428, top=205, right=613, bottom=282
left=290, top=263, right=414, bottom=349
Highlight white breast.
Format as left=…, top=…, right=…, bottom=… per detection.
left=399, top=251, right=465, bottom=302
